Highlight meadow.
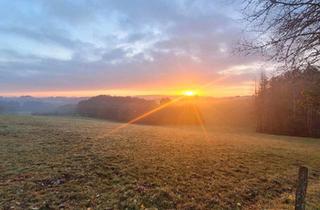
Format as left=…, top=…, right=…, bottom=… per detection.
left=0, top=113, right=320, bottom=209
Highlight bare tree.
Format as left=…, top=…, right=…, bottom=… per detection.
left=242, top=0, right=320, bottom=67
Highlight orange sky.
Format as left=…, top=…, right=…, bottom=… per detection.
left=0, top=82, right=255, bottom=98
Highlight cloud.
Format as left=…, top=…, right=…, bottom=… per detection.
left=0, top=0, right=263, bottom=95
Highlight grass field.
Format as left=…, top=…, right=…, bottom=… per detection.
left=0, top=115, right=320, bottom=209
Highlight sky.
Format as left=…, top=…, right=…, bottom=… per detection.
left=0, top=0, right=269, bottom=97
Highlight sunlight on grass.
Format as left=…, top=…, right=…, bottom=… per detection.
left=1, top=115, right=320, bottom=209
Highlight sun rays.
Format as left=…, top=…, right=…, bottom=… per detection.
left=102, top=75, right=231, bottom=139
left=106, top=96, right=185, bottom=135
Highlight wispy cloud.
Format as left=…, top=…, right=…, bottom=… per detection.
left=0, top=0, right=265, bottom=96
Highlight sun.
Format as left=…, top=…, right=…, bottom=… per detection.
left=183, top=90, right=197, bottom=96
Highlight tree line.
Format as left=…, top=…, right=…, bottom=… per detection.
left=256, top=65, right=320, bottom=137
left=77, top=95, right=203, bottom=125
left=241, top=0, right=320, bottom=137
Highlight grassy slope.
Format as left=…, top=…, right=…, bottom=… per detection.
left=0, top=115, right=319, bottom=210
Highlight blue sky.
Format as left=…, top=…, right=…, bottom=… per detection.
left=0, top=0, right=266, bottom=96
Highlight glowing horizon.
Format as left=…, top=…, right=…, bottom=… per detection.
left=0, top=83, right=255, bottom=98
left=183, top=90, right=197, bottom=96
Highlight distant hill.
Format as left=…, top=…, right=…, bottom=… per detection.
left=1, top=95, right=255, bottom=128
left=77, top=95, right=205, bottom=125
left=76, top=95, right=253, bottom=126
left=0, top=96, right=87, bottom=115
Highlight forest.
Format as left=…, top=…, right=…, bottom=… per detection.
left=256, top=65, right=320, bottom=137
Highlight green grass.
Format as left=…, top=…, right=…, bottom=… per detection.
left=0, top=115, right=319, bottom=209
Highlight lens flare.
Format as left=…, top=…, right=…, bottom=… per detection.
left=183, top=90, right=196, bottom=96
